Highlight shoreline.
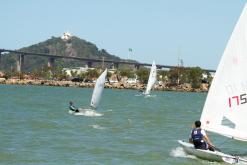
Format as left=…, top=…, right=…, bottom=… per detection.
left=0, top=78, right=209, bottom=92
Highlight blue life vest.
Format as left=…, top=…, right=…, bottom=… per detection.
left=191, top=128, right=207, bottom=149
left=191, top=128, right=203, bottom=142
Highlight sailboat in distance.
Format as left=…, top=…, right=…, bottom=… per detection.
left=179, top=3, right=247, bottom=164
left=69, top=69, right=107, bottom=117
left=90, top=69, right=107, bottom=109
left=143, top=61, right=157, bottom=97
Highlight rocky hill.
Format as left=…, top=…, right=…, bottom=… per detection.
left=1, top=34, right=130, bottom=71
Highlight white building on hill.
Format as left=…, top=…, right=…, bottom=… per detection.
left=61, top=32, right=72, bottom=40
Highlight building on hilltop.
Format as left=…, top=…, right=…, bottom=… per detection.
left=61, top=32, right=72, bottom=41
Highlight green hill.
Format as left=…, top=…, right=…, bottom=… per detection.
left=1, top=35, right=129, bottom=72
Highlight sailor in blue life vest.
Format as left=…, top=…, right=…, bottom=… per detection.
left=189, top=120, right=215, bottom=151
left=69, top=101, right=79, bottom=112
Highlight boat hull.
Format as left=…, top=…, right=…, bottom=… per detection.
left=178, top=140, right=247, bottom=164
left=178, top=140, right=224, bottom=162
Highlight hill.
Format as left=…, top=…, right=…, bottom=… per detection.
left=1, top=34, right=129, bottom=71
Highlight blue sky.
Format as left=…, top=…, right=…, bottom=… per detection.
left=0, top=0, right=246, bottom=70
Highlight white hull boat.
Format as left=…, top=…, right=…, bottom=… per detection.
left=178, top=140, right=247, bottom=164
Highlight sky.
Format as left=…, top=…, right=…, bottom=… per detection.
left=0, top=0, right=246, bottom=70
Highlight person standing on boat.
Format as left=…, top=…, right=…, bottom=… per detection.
left=189, top=120, right=215, bottom=151
left=69, top=101, right=79, bottom=112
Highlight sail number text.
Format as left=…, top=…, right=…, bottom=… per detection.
left=228, top=93, right=247, bottom=108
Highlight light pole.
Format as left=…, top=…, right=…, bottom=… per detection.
left=102, top=56, right=105, bottom=69
left=128, top=48, right=133, bottom=60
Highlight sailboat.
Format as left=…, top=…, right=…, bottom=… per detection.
left=69, top=69, right=107, bottom=117
left=143, top=61, right=157, bottom=96
left=179, top=3, right=247, bottom=164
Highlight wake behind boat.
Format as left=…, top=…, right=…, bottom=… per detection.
left=68, top=69, right=107, bottom=117
left=179, top=2, right=247, bottom=164
left=68, top=108, right=103, bottom=117
left=134, top=93, right=156, bottom=98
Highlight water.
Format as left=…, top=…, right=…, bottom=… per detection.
left=1, top=84, right=247, bottom=165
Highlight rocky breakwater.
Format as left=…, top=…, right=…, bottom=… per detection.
left=0, top=79, right=93, bottom=88
left=0, top=78, right=209, bottom=92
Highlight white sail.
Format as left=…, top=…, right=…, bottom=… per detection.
left=144, top=61, right=157, bottom=95
left=90, top=69, right=107, bottom=109
left=200, top=4, right=247, bottom=141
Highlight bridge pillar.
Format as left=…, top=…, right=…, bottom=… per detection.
left=87, top=61, right=92, bottom=68
left=112, top=62, right=119, bottom=69
left=134, top=64, right=140, bottom=70
left=47, top=58, right=55, bottom=68
left=16, top=54, right=24, bottom=72
left=21, top=55, right=24, bottom=69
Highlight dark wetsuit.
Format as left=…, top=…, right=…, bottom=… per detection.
left=191, top=128, right=207, bottom=150
left=69, top=105, right=79, bottom=112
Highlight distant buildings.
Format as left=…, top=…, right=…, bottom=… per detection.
left=126, top=77, right=139, bottom=84
left=62, top=66, right=119, bottom=83
left=62, top=66, right=91, bottom=77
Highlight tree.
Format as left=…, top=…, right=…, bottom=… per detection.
left=85, top=69, right=99, bottom=79
left=187, top=67, right=203, bottom=88
left=70, top=70, right=78, bottom=78
left=78, top=72, right=86, bottom=80
left=119, top=68, right=135, bottom=78
left=35, top=65, right=52, bottom=79
left=167, top=67, right=180, bottom=85
left=107, top=71, right=112, bottom=79
left=136, top=68, right=149, bottom=84
left=52, top=66, right=68, bottom=80
left=3, top=71, right=12, bottom=79
left=157, top=70, right=169, bottom=83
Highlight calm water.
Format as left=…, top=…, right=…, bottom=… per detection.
left=1, top=84, right=247, bottom=165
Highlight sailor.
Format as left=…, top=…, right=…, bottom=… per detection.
left=69, top=101, right=79, bottom=112
left=189, top=120, right=215, bottom=151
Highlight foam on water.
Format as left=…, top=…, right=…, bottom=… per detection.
left=144, top=94, right=157, bottom=98
left=76, top=111, right=103, bottom=117
left=89, top=124, right=106, bottom=130
left=170, top=147, right=197, bottom=159
left=127, top=119, right=132, bottom=124
left=134, top=94, right=157, bottom=98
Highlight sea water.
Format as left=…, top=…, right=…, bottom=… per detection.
left=0, top=84, right=247, bottom=165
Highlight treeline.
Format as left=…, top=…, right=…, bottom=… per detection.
left=3, top=66, right=212, bottom=89
left=115, top=66, right=212, bottom=88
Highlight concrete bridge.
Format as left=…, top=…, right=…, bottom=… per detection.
left=0, top=48, right=216, bottom=73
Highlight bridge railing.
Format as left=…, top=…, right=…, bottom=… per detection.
left=0, top=48, right=215, bottom=73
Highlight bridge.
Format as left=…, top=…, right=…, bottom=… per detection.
left=0, top=48, right=216, bottom=73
